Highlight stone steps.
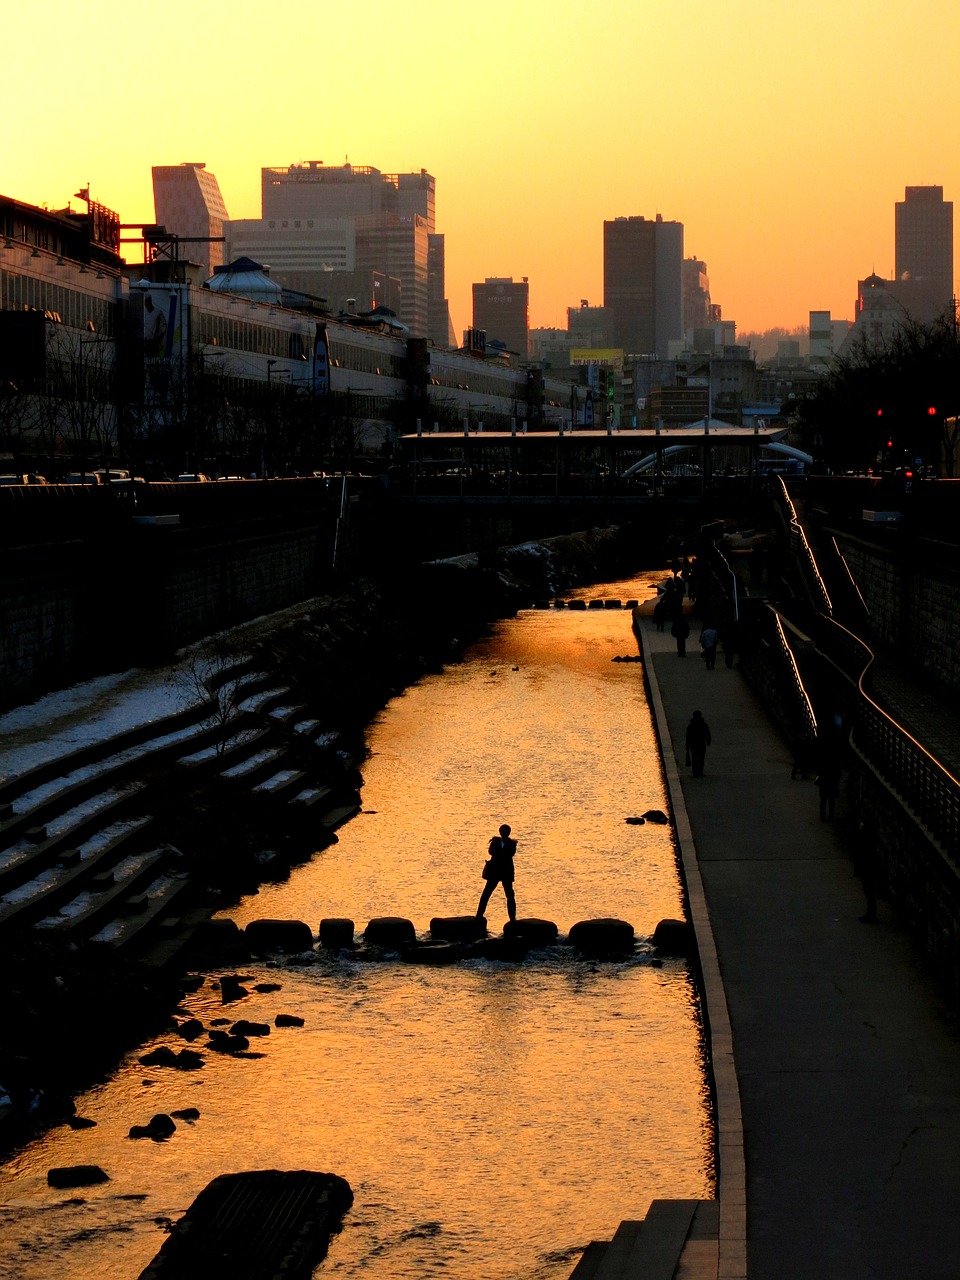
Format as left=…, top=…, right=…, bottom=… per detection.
left=34, top=845, right=177, bottom=944
left=0, top=816, right=157, bottom=934
left=568, top=1201, right=717, bottom=1280
left=87, top=867, right=196, bottom=952
left=0, top=670, right=365, bottom=966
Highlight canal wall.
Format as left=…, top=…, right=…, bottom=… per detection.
left=833, top=528, right=960, bottom=697
left=0, top=517, right=333, bottom=712
left=1, top=474, right=683, bottom=713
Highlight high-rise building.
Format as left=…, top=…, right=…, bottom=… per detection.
left=356, top=213, right=430, bottom=337
left=262, top=162, right=435, bottom=230
left=894, top=185, right=954, bottom=321
left=240, top=161, right=447, bottom=340
left=152, top=163, right=230, bottom=278
left=428, top=234, right=456, bottom=348
left=472, top=277, right=530, bottom=359
left=603, top=214, right=683, bottom=358
left=682, top=258, right=711, bottom=334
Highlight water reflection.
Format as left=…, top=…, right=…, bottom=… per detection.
left=0, top=571, right=713, bottom=1280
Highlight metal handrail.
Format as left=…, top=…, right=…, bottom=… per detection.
left=777, top=482, right=960, bottom=864
left=777, top=477, right=832, bottom=615
left=772, top=611, right=818, bottom=743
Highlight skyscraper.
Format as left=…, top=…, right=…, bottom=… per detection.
left=152, top=163, right=230, bottom=278
left=244, top=161, right=448, bottom=340
left=472, top=277, right=530, bottom=359
left=682, top=258, right=711, bottom=334
left=603, top=214, right=683, bottom=358
left=894, top=185, right=954, bottom=321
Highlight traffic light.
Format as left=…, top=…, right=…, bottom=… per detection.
left=606, top=369, right=615, bottom=400
left=597, top=368, right=608, bottom=400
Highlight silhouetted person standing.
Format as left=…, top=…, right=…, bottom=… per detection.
left=685, top=710, right=712, bottom=777
left=672, top=614, right=690, bottom=657
left=817, top=761, right=841, bottom=821
left=699, top=624, right=719, bottom=669
left=476, top=823, right=518, bottom=923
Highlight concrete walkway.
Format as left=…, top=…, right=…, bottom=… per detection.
left=637, top=610, right=960, bottom=1280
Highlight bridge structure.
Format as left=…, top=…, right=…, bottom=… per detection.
left=393, top=422, right=801, bottom=496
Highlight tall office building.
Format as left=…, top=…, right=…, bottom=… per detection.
left=682, top=258, right=711, bottom=334
left=152, top=163, right=230, bottom=277
left=603, top=214, right=683, bottom=358
left=428, top=234, right=456, bottom=347
left=243, top=161, right=447, bottom=340
left=894, top=185, right=954, bottom=321
left=262, top=162, right=435, bottom=228
left=472, top=277, right=530, bottom=359
left=355, top=213, right=430, bottom=336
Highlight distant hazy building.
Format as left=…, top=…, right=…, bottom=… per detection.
left=809, top=310, right=835, bottom=361
left=808, top=311, right=851, bottom=363
left=603, top=214, right=683, bottom=358
left=682, top=258, right=711, bottom=334
left=226, top=215, right=355, bottom=290
left=895, top=185, right=954, bottom=321
left=567, top=300, right=614, bottom=348
left=838, top=274, right=908, bottom=354
left=152, top=163, right=229, bottom=277
left=530, top=328, right=576, bottom=369
left=472, top=277, right=530, bottom=359
left=262, top=161, right=435, bottom=226
left=428, top=234, right=456, bottom=347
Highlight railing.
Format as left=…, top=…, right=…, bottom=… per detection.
left=776, top=477, right=832, bottom=616
left=818, top=615, right=960, bottom=867
left=702, top=535, right=818, bottom=760
left=739, top=602, right=819, bottom=763
left=781, top=489, right=960, bottom=865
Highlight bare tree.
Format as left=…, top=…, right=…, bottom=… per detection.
left=34, top=327, right=117, bottom=475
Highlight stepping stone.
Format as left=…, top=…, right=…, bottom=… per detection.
left=318, top=918, right=355, bottom=949
left=568, top=917, right=635, bottom=958
left=363, top=916, right=415, bottom=949
left=429, top=915, right=485, bottom=943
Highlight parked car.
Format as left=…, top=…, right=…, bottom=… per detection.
left=176, top=473, right=211, bottom=483
left=0, top=473, right=46, bottom=485
left=59, top=472, right=102, bottom=485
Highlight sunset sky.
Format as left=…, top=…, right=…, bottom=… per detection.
left=7, top=1, right=958, bottom=337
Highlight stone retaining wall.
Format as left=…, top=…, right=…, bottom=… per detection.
left=0, top=518, right=330, bottom=711
left=834, top=530, right=960, bottom=695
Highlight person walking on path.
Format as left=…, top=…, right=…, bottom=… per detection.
left=671, top=614, right=691, bottom=657
left=476, top=823, right=518, bottom=922
left=685, top=710, right=712, bottom=777
left=699, top=623, right=719, bottom=669
left=816, top=759, right=842, bottom=821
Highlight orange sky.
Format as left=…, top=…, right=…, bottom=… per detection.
left=6, top=1, right=959, bottom=337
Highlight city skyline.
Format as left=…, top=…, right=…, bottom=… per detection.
left=6, top=0, right=959, bottom=338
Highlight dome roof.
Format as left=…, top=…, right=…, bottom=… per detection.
left=205, top=256, right=282, bottom=303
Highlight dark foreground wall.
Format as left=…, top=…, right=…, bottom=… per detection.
left=0, top=515, right=333, bottom=712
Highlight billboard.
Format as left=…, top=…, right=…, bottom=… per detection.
left=134, top=284, right=185, bottom=405
left=571, top=348, right=624, bottom=370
